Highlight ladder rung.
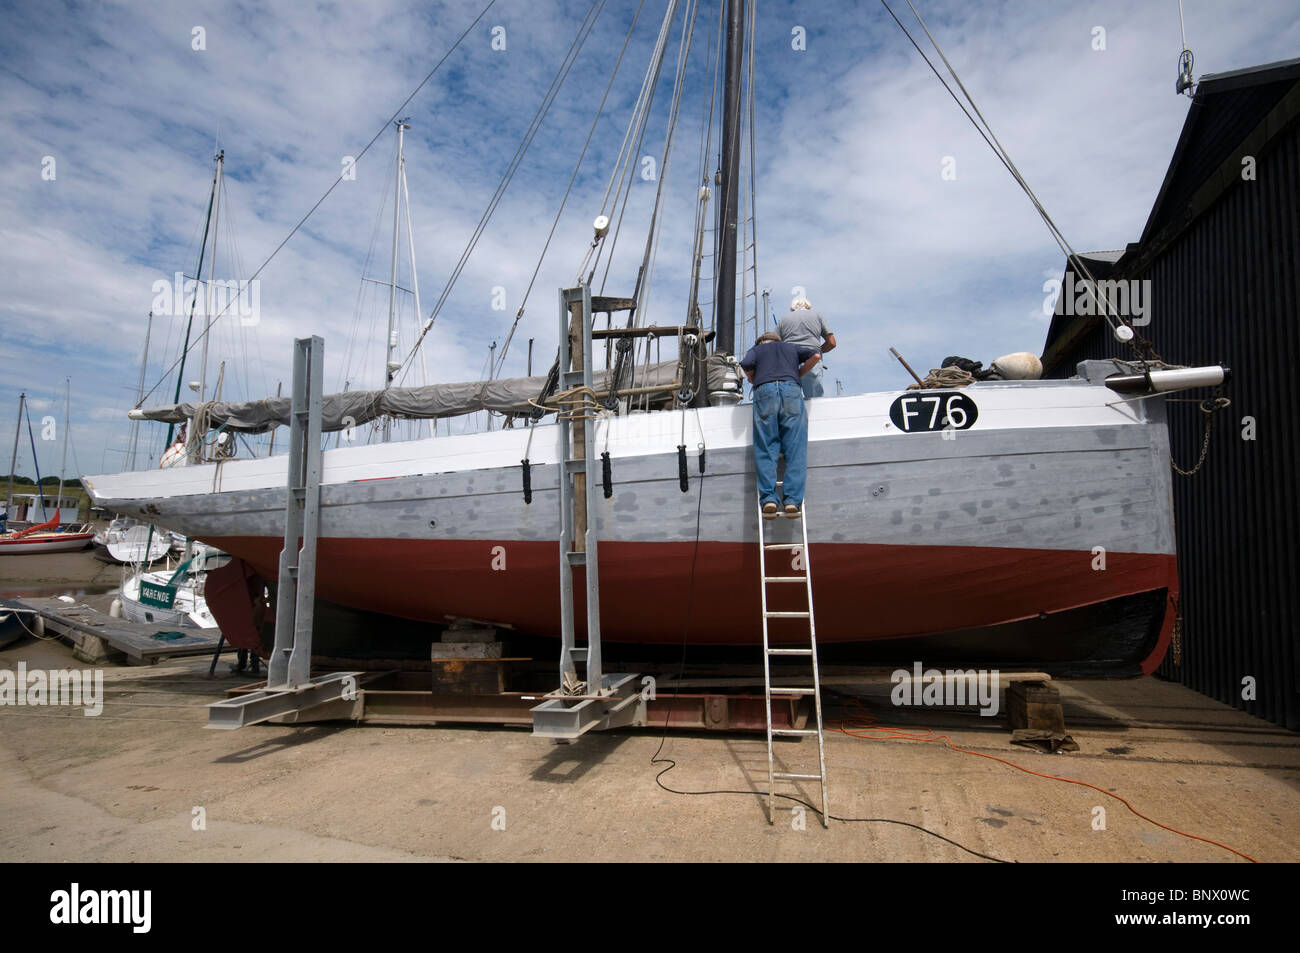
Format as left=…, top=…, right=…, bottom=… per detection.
left=765, top=611, right=810, bottom=619
left=763, top=576, right=804, bottom=583
left=568, top=648, right=588, bottom=661
left=565, top=551, right=586, bottom=565
left=772, top=772, right=822, bottom=781
left=764, top=543, right=802, bottom=550
left=770, top=687, right=815, bottom=695
left=771, top=728, right=818, bottom=737
left=767, top=648, right=812, bottom=655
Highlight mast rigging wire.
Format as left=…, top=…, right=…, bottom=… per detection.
left=627, top=0, right=703, bottom=354
left=396, top=0, right=608, bottom=386
left=588, top=0, right=683, bottom=296
left=491, top=0, right=652, bottom=379
left=134, top=0, right=500, bottom=410
left=880, top=0, right=1160, bottom=361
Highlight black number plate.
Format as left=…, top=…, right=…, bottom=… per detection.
left=888, top=392, right=979, bottom=432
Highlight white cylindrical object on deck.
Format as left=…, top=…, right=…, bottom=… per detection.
left=1147, top=366, right=1226, bottom=392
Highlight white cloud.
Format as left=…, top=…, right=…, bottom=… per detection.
left=1, top=0, right=1295, bottom=473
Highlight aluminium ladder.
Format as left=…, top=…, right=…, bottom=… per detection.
left=758, top=489, right=829, bottom=827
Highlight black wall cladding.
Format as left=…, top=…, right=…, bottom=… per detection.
left=1045, top=115, right=1299, bottom=729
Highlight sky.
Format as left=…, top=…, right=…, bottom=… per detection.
left=1, top=0, right=1296, bottom=479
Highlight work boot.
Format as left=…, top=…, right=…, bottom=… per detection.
left=784, top=503, right=801, bottom=519
left=762, top=501, right=779, bottom=519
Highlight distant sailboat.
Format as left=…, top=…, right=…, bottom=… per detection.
left=93, top=517, right=172, bottom=564
left=2, top=385, right=92, bottom=553
left=0, top=512, right=93, bottom=554
left=119, top=547, right=228, bottom=628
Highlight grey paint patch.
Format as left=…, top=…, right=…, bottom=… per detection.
left=96, top=422, right=1177, bottom=556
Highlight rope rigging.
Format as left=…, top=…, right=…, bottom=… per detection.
left=879, top=0, right=1163, bottom=364
left=589, top=0, right=684, bottom=296
left=135, top=0, right=500, bottom=410
left=491, top=0, right=653, bottom=380
left=604, top=0, right=705, bottom=406
left=396, top=0, right=608, bottom=387
left=686, top=0, right=724, bottom=339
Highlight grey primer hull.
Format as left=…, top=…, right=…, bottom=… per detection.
left=87, top=373, right=1180, bottom=670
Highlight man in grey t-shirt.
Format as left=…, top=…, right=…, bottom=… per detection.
left=777, top=297, right=837, bottom=398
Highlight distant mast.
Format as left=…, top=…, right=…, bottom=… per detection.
left=198, top=150, right=225, bottom=404
left=714, top=0, right=746, bottom=356
left=127, top=311, right=153, bottom=470
left=4, top=393, right=24, bottom=523
left=55, top=378, right=70, bottom=518
left=164, top=153, right=222, bottom=451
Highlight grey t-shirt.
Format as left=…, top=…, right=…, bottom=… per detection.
left=777, top=309, right=832, bottom=350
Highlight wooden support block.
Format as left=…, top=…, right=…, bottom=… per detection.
left=431, top=641, right=503, bottom=659
left=431, top=658, right=507, bottom=694
left=1007, top=680, right=1066, bottom=733
left=441, top=626, right=499, bottom=644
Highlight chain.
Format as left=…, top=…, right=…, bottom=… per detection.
left=1171, top=393, right=1231, bottom=477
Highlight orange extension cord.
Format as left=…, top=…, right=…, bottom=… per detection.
left=831, top=698, right=1258, bottom=863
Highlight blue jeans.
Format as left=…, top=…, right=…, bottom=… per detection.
left=800, top=361, right=824, bottom=398
left=753, top=380, right=808, bottom=506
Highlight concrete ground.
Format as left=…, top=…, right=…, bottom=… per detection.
left=1, top=634, right=1296, bottom=863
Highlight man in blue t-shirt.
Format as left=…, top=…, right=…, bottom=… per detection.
left=738, top=332, right=821, bottom=518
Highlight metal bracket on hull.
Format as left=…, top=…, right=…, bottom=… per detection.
left=206, top=671, right=362, bottom=729
left=530, top=672, right=647, bottom=741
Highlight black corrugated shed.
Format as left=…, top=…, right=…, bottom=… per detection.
left=1041, top=57, right=1300, bottom=730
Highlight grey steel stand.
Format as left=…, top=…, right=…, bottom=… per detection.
left=207, top=336, right=358, bottom=729
left=530, top=287, right=645, bottom=740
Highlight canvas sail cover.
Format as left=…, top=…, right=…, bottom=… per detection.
left=131, top=360, right=682, bottom=434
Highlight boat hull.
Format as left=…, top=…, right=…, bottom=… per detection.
left=85, top=369, right=1180, bottom=672
left=204, top=535, right=1175, bottom=671
left=0, top=532, right=94, bottom=554
left=120, top=571, right=216, bottom=629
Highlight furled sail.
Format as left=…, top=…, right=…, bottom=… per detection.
left=129, top=361, right=683, bottom=434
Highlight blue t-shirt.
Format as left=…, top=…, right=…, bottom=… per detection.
left=739, top=340, right=817, bottom=387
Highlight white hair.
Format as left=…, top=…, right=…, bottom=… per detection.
left=791, top=296, right=812, bottom=310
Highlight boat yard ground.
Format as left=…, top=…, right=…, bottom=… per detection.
left=0, top=542, right=120, bottom=595
left=1, top=625, right=1296, bottom=863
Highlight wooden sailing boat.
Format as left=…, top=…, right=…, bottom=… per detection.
left=85, top=1, right=1228, bottom=674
